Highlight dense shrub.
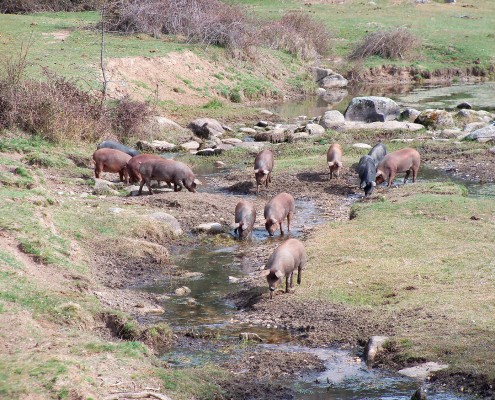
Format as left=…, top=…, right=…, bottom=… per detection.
left=349, top=27, right=421, bottom=60
left=106, top=0, right=257, bottom=52
left=263, top=11, right=331, bottom=60
left=111, top=96, right=152, bottom=141
left=0, top=0, right=100, bottom=13
left=106, top=0, right=329, bottom=59
left=0, top=61, right=152, bottom=143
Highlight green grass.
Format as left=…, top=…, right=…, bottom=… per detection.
left=229, top=0, right=495, bottom=72
left=304, top=182, right=495, bottom=377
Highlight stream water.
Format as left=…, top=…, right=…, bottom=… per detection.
left=137, top=83, right=495, bottom=398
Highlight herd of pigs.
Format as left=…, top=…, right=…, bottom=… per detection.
left=92, top=140, right=421, bottom=297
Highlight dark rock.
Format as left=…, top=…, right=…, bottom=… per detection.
left=344, top=97, right=400, bottom=122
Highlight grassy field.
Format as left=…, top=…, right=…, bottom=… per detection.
left=304, top=182, right=495, bottom=377
left=232, top=0, right=495, bottom=71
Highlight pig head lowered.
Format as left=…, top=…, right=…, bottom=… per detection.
left=261, top=238, right=307, bottom=299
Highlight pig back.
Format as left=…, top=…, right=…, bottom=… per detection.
left=264, top=192, right=295, bottom=221
left=97, top=140, right=139, bottom=157
left=379, top=148, right=420, bottom=173
left=254, top=149, right=274, bottom=172
left=128, top=154, right=166, bottom=180
left=93, top=148, right=132, bottom=166
left=326, top=143, right=343, bottom=162
left=139, top=159, right=176, bottom=181
left=367, top=143, right=387, bottom=167
left=235, top=200, right=256, bottom=225
left=358, top=156, right=376, bottom=183
left=267, top=239, right=306, bottom=272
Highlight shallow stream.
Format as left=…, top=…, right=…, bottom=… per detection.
left=135, top=82, right=495, bottom=398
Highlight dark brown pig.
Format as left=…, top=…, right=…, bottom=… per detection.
left=254, top=149, right=274, bottom=193
left=233, top=200, right=256, bottom=239
left=138, top=159, right=201, bottom=195
left=261, top=238, right=306, bottom=299
left=264, top=192, right=295, bottom=236
left=127, top=154, right=173, bottom=186
left=375, top=148, right=421, bottom=187
left=93, top=148, right=132, bottom=184
left=326, top=143, right=343, bottom=179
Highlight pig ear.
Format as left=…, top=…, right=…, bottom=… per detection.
left=275, top=270, right=284, bottom=278
left=327, top=161, right=334, bottom=167
left=260, top=270, right=270, bottom=277
left=371, top=181, right=376, bottom=187
left=262, top=169, right=269, bottom=175
left=270, top=218, right=277, bottom=225
left=193, top=179, right=202, bottom=185
left=376, top=170, right=383, bottom=178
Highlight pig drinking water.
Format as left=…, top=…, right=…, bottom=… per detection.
left=254, top=149, right=274, bottom=193
left=367, top=143, right=387, bottom=167
left=327, top=143, right=343, bottom=179
left=264, top=192, right=295, bottom=236
left=92, top=148, right=132, bottom=184
left=357, top=155, right=377, bottom=197
left=376, top=148, right=421, bottom=187
left=261, top=238, right=306, bottom=299
left=138, top=159, right=201, bottom=195
left=233, top=200, right=256, bottom=239
left=97, top=140, right=139, bottom=157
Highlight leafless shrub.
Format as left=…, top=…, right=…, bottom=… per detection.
left=111, top=96, right=152, bottom=141
left=106, top=0, right=258, bottom=53
left=263, top=11, right=331, bottom=60
left=0, top=0, right=100, bottom=13
left=349, top=27, right=421, bottom=60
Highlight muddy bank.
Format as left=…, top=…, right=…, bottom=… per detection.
left=346, top=64, right=495, bottom=85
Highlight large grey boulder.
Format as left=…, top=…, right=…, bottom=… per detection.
left=319, top=110, right=345, bottom=129
left=414, top=109, right=455, bottom=130
left=344, top=97, right=400, bottom=122
left=463, top=125, right=495, bottom=142
left=188, top=118, right=225, bottom=139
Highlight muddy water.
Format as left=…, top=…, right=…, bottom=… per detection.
left=271, top=82, right=495, bottom=119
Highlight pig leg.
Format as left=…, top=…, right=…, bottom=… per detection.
left=287, top=212, right=293, bottom=232
left=268, top=172, right=272, bottom=184
left=138, top=178, right=146, bottom=195
left=285, top=274, right=290, bottom=293
left=297, top=264, right=302, bottom=285
left=119, top=170, right=124, bottom=182
left=94, top=163, right=102, bottom=178
left=289, top=271, right=294, bottom=289
left=412, top=166, right=418, bottom=183
left=123, top=168, right=129, bottom=185
left=403, top=170, right=411, bottom=184
left=387, top=172, right=396, bottom=187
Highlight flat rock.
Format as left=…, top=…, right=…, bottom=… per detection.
left=342, top=121, right=425, bottom=132
left=259, top=109, right=274, bottom=116
left=146, top=212, right=183, bottom=236
left=288, top=132, right=310, bottom=142
left=222, top=138, right=243, bottom=145
left=193, top=222, right=223, bottom=234
left=196, top=148, right=222, bottom=156
left=137, top=140, right=176, bottom=152
left=93, top=178, right=119, bottom=196
left=320, top=73, right=348, bottom=89
left=463, top=125, right=495, bottom=141
left=352, top=143, right=372, bottom=149
left=398, top=362, right=449, bottom=379
left=108, top=207, right=123, bottom=214
left=233, top=141, right=266, bottom=152
left=180, top=141, right=200, bottom=151
left=239, top=127, right=257, bottom=134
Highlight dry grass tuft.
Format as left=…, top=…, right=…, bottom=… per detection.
left=350, top=27, right=421, bottom=60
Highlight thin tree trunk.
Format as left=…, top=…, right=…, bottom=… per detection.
left=100, top=1, right=108, bottom=114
